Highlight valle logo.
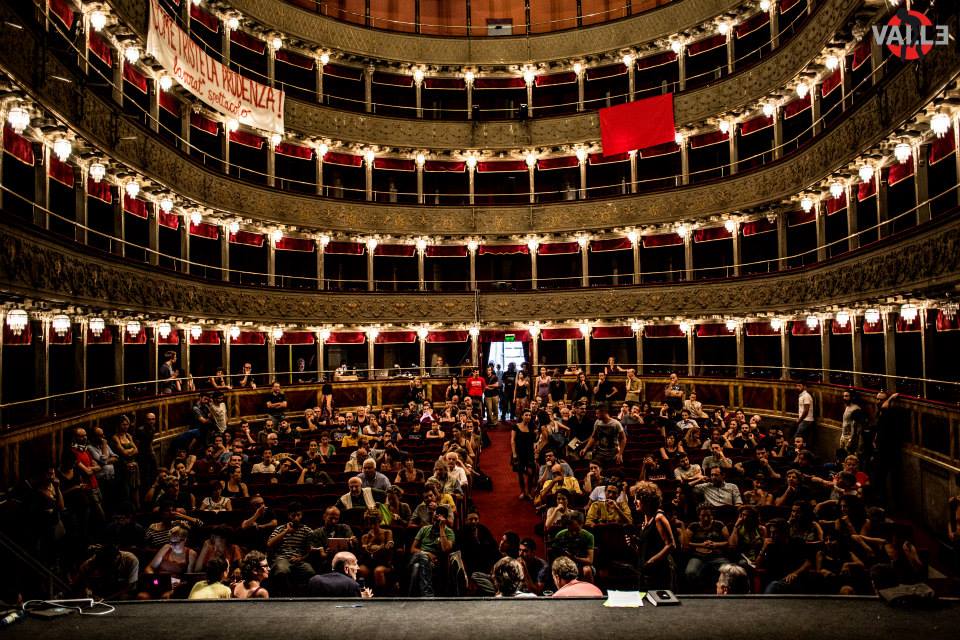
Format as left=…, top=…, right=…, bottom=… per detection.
left=871, top=8, right=950, bottom=61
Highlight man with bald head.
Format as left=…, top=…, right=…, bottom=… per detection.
left=308, top=552, right=372, bottom=597
left=135, top=412, right=159, bottom=487
left=358, top=458, right=391, bottom=491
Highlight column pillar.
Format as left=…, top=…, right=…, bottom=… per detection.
left=811, top=85, right=822, bottom=136
left=780, top=325, right=791, bottom=380
left=686, top=329, right=695, bottom=377
left=626, top=62, right=635, bottom=101
left=815, top=201, right=827, bottom=262
left=732, top=222, right=742, bottom=277
left=415, top=78, right=423, bottom=118
left=631, top=236, right=640, bottom=285
left=266, top=141, right=276, bottom=188
left=222, top=26, right=232, bottom=67
left=576, top=70, right=585, bottom=111
left=725, top=32, right=734, bottom=74
left=820, top=318, right=831, bottom=383
left=728, top=126, right=738, bottom=175
left=525, top=80, right=534, bottom=118
left=180, top=108, right=191, bottom=154
left=221, top=333, right=231, bottom=393
left=915, top=143, right=931, bottom=224
left=364, top=65, right=373, bottom=113
left=74, top=166, right=88, bottom=245
left=75, top=319, right=87, bottom=407
left=147, top=324, right=158, bottom=396
left=468, top=162, right=476, bottom=204
left=919, top=308, right=929, bottom=398
left=528, top=164, right=535, bottom=204
left=220, top=230, right=230, bottom=282
left=365, top=156, right=374, bottom=201
left=581, top=242, right=590, bottom=286
left=583, top=333, right=592, bottom=374
left=149, top=78, right=160, bottom=134
left=629, top=150, right=638, bottom=194
left=469, top=245, right=477, bottom=290
left=180, top=222, right=190, bottom=274
left=680, top=136, right=689, bottom=185
left=367, top=245, right=375, bottom=292
left=870, top=38, right=883, bottom=86
left=846, top=185, right=860, bottom=252
left=419, top=334, right=426, bottom=375
left=113, top=322, right=125, bottom=396
left=530, top=335, right=539, bottom=372
left=840, top=58, right=851, bottom=113
left=316, top=335, right=326, bottom=380
left=416, top=162, right=425, bottom=204
left=35, top=319, right=50, bottom=416
left=678, top=48, right=687, bottom=91
left=148, top=205, right=160, bottom=267
left=851, top=313, right=863, bottom=388
left=316, top=59, right=325, bottom=103
left=883, top=311, right=897, bottom=392
left=777, top=211, right=788, bottom=271
left=877, top=173, right=890, bottom=237
left=635, top=328, right=644, bottom=375
left=366, top=338, right=375, bottom=380
left=317, top=241, right=326, bottom=290
left=112, top=51, right=123, bottom=105
left=770, top=6, right=779, bottom=49
left=530, top=246, right=538, bottom=290
left=181, top=329, right=191, bottom=389
left=772, top=107, right=784, bottom=160
left=465, top=77, right=473, bottom=119
left=267, top=334, right=277, bottom=384
left=470, top=332, right=479, bottom=367
left=34, top=144, right=49, bottom=229
left=578, top=155, right=587, bottom=199
left=955, top=114, right=960, bottom=207
left=683, top=233, right=693, bottom=281
left=315, top=152, right=324, bottom=196
left=111, top=183, right=124, bottom=258
left=735, top=324, right=745, bottom=378
left=417, top=246, right=426, bottom=291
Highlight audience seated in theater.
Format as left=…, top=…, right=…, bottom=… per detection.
left=188, top=558, right=231, bottom=599
left=232, top=551, right=270, bottom=598
left=694, top=467, right=743, bottom=507
left=309, top=551, right=372, bottom=598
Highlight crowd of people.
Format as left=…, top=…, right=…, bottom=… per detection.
left=6, top=360, right=953, bottom=602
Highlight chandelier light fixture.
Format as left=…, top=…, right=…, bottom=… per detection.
left=941, top=302, right=959, bottom=320
left=6, top=106, right=30, bottom=134
left=864, top=309, right=881, bottom=325
left=365, top=237, right=379, bottom=252
left=825, top=55, right=840, bottom=72
left=229, top=325, right=241, bottom=340
left=124, top=46, right=140, bottom=65
left=468, top=326, right=480, bottom=338
left=718, top=119, right=730, bottom=135
left=630, top=321, right=644, bottom=333
left=527, top=324, right=541, bottom=337
left=226, top=15, right=240, bottom=30
left=190, top=210, right=203, bottom=226
left=800, top=196, right=814, bottom=213
left=762, top=102, right=775, bottom=118
left=835, top=311, right=850, bottom=327
left=415, top=237, right=428, bottom=252
left=125, top=180, right=140, bottom=199
left=676, top=224, right=689, bottom=239
left=930, top=112, right=951, bottom=138
left=724, top=219, right=736, bottom=233
left=725, top=319, right=738, bottom=332
left=900, top=303, right=918, bottom=323
left=89, top=162, right=106, bottom=183
left=159, top=197, right=174, bottom=214
left=526, top=237, right=540, bottom=252
left=417, top=327, right=430, bottom=340
left=227, top=220, right=240, bottom=235
left=318, top=233, right=330, bottom=248
left=830, top=181, right=844, bottom=199
left=88, top=316, right=105, bottom=337
left=671, top=39, right=683, bottom=54
left=158, top=75, right=173, bottom=91
left=363, top=149, right=376, bottom=166
left=463, top=70, right=475, bottom=85
left=759, top=0, right=771, bottom=11
left=795, top=81, right=809, bottom=99
left=465, top=155, right=478, bottom=170
left=318, top=328, right=331, bottom=342
left=52, top=314, right=71, bottom=337
left=89, top=9, right=107, bottom=31
left=271, top=228, right=284, bottom=244
left=858, top=164, right=874, bottom=183
left=226, top=118, right=239, bottom=132
left=125, top=319, right=141, bottom=337
left=770, top=318, right=783, bottom=332
left=525, top=152, right=537, bottom=168
left=805, top=315, right=819, bottom=330
left=269, top=35, right=283, bottom=51
left=157, top=321, right=172, bottom=339
left=620, top=53, right=635, bottom=68
left=894, top=141, right=911, bottom=164
left=6, top=309, right=28, bottom=336
left=270, top=133, right=282, bottom=148
left=678, top=321, right=691, bottom=335
left=466, top=239, right=479, bottom=253
left=319, top=52, right=330, bottom=66
left=53, top=138, right=72, bottom=162
left=365, top=327, right=379, bottom=341
left=317, top=142, right=329, bottom=158
left=415, top=152, right=426, bottom=167
left=412, top=67, right=425, bottom=85
left=271, top=326, right=285, bottom=341
left=190, top=324, right=203, bottom=340
left=674, top=131, right=684, bottom=145
left=578, top=323, right=592, bottom=337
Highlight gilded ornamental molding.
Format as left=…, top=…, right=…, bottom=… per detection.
left=110, top=0, right=745, bottom=66
left=1, top=3, right=957, bottom=236
left=1, top=215, right=958, bottom=324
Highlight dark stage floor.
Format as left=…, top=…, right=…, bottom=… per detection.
left=5, top=597, right=960, bottom=640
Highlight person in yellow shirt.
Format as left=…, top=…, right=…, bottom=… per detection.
left=585, top=485, right=633, bottom=526
left=188, top=558, right=232, bottom=599
left=534, top=464, right=582, bottom=507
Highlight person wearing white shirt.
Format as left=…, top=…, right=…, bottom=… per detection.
left=796, top=382, right=815, bottom=438
left=251, top=450, right=278, bottom=475
left=683, top=392, right=708, bottom=419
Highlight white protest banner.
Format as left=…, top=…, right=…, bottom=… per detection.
left=146, top=0, right=284, bottom=133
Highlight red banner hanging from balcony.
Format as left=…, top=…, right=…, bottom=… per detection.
left=697, top=324, right=735, bottom=337
left=190, top=112, right=220, bottom=136
left=694, top=227, right=732, bottom=243
left=536, top=156, right=579, bottom=170
left=87, top=326, right=114, bottom=344
left=479, top=330, right=531, bottom=343
left=159, top=91, right=180, bottom=115
left=477, top=160, right=527, bottom=172
left=641, top=233, right=682, bottom=248
left=48, top=155, right=74, bottom=188
left=326, top=331, right=366, bottom=344
left=538, top=241, right=580, bottom=255
left=592, top=326, right=634, bottom=339
left=887, top=159, right=914, bottom=186
left=423, top=78, right=465, bottom=90
left=740, top=115, right=774, bottom=136
left=158, top=211, right=179, bottom=229
left=742, top=218, right=777, bottom=236
left=689, top=130, right=729, bottom=149
left=857, top=180, right=876, bottom=201
left=49, top=327, right=72, bottom=345
left=374, top=244, right=416, bottom=257
left=276, top=142, right=313, bottom=160
left=275, top=237, right=315, bottom=252
left=540, top=328, right=582, bottom=341
left=832, top=320, right=852, bottom=335
left=644, top=324, right=685, bottom=338
left=936, top=310, right=960, bottom=331
left=277, top=331, right=315, bottom=345
left=189, top=3, right=219, bottom=31
left=87, top=178, right=112, bottom=204
left=478, top=244, right=529, bottom=255
left=189, top=222, right=220, bottom=239
left=323, top=151, right=363, bottom=166
left=790, top=321, right=820, bottom=336
left=588, top=152, right=630, bottom=164
left=375, top=331, right=417, bottom=344
left=636, top=52, right=677, bottom=70
left=123, top=195, right=149, bottom=219
left=821, top=69, right=842, bottom=97
left=929, top=131, right=955, bottom=164
left=426, top=330, right=469, bottom=343
left=863, top=318, right=884, bottom=334
left=3, top=126, right=34, bottom=165
left=373, top=158, right=415, bottom=171
left=3, top=323, right=32, bottom=346
left=534, top=71, right=576, bottom=87
left=424, top=245, right=468, bottom=258
left=474, top=77, right=526, bottom=89
left=229, top=230, right=265, bottom=247
left=123, top=63, right=148, bottom=93
left=230, top=29, right=266, bottom=54
left=688, top=34, right=726, bottom=56
left=325, top=241, right=364, bottom=255
left=424, top=160, right=465, bottom=172
left=851, top=41, right=871, bottom=70
left=736, top=11, right=769, bottom=38
left=229, top=129, right=265, bottom=149
left=745, top=322, right=780, bottom=336
left=189, top=330, right=221, bottom=345
left=88, top=32, right=112, bottom=66
left=232, top=331, right=265, bottom=345
left=590, top=237, right=632, bottom=252
left=783, top=96, right=811, bottom=119
left=896, top=315, right=921, bottom=333
left=640, top=141, right=680, bottom=158
left=825, top=193, right=847, bottom=215
left=276, top=48, right=314, bottom=69
left=599, top=93, right=675, bottom=156
left=48, top=0, right=74, bottom=29
left=156, top=328, right=179, bottom=345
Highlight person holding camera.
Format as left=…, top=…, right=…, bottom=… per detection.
left=408, top=505, right=455, bottom=596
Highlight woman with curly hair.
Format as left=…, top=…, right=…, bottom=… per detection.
left=233, top=551, right=270, bottom=598
left=626, top=481, right=676, bottom=590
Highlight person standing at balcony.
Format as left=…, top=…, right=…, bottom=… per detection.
left=795, top=381, right=816, bottom=441
left=265, top=382, right=288, bottom=425
left=664, top=372, right=685, bottom=417
left=159, top=351, right=178, bottom=395
left=593, top=371, right=618, bottom=404
left=624, top=369, right=641, bottom=406
left=466, top=367, right=485, bottom=406
left=484, top=365, right=501, bottom=426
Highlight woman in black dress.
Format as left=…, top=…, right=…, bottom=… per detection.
left=510, top=409, right=538, bottom=501
left=570, top=372, right=592, bottom=405
left=320, top=377, right=334, bottom=417
left=627, top=481, right=676, bottom=590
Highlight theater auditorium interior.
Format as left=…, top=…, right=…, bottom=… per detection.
left=0, top=0, right=959, bottom=636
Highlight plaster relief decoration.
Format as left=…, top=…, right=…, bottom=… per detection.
left=146, top=0, right=284, bottom=133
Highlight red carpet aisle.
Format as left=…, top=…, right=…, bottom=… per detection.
left=471, top=425, right=541, bottom=543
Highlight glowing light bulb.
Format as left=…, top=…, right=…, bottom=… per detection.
left=621, top=53, right=635, bottom=68
left=317, top=143, right=329, bottom=158
left=124, top=46, right=140, bottom=65
left=725, top=319, right=738, bottom=332
left=630, top=321, right=643, bottom=333
left=159, top=197, right=174, bottom=213
left=366, top=237, right=379, bottom=251
left=718, top=119, right=730, bottom=135
left=464, top=70, right=475, bottom=85
left=88, top=317, right=105, bottom=336
left=770, top=318, right=783, bottom=332
left=900, top=303, right=918, bottom=323
left=52, top=314, right=71, bottom=336
left=806, top=315, right=819, bottom=329
left=270, top=133, right=282, bottom=148
left=53, top=138, right=72, bottom=162
left=894, top=142, right=911, bottom=164
left=271, top=228, right=283, bottom=244
left=415, top=152, right=426, bottom=167
left=190, top=324, right=203, bottom=340
left=526, top=237, right=540, bottom=252
left=671, top=40, right=683, bottom=54
left=468, top=326, right=480, bottom=337
left=577, top=235, right=590, bottom=248
left=190, top=210, right=202, bottom=226
left=674, top=131, right=684, bottom=145
left=125, top=180, right=140, bottom=199
left=465, top=155, right=477, bottom=170
left=318, top=328, right=331, bottom=342
left=158, top=74, right=173, bottom=91
left=269, top=36, right=283, bottom=51
left=578, top=323, right=591, bottom=337
left=724, top=219, right=736, bottom=233
left=525, top=152, right=537, bottom=168
left=318, top=234, right=330, bottom=247
left=365, top=327, right=380, bottom=341
left=717, top=22, right=730, bottom=36
left=678, top=321, right=691, bottom=335
left=417, top=327, right=430, bottom=339
left=835, top=311, right=850, bottom=327
left=864, top=309, right=881, bottom=325
left=800, top=196, right=814, bottom=213
left=575, top=147, right=588, bottom=163
left=319, top=52, right=330, bottom=66
left=226, top=220, right=239, bottom=235
left=226, top=16, right=240, bottom=31
left=830, top=181, right=844, bottom=199
left=676, top=224, right=689, bottom=238
left=271, top=326, right=285, bottom=340
left=522, top=67, right=537, bottom=85
left=626, top=230, right=638, bottom=244
left=89, top=9, right=107, bottom=31
left=796, top=81, right=809, bottom=99
left=858, top=165, right=874, bottom=183
left=89, top=162, right=106, bottom=183
left=930, top=113, right=950, bottom=138
left=572, top=62, right=583, bottom=76
left=363, top=149, right=376, bottom=166
left=762, top=102, right=775, bottom=118
left=6, top=106, right=30, bottom=134
left=759, top=0, right=771, bottom=11
left=226, top=118, right=239, bottom=132
left=229, top=326, right=241, bottom=340
left=825, top=55, right=840, bottom=71
left=415, top=238, right=428, bottom=252
left=466, top=239, right=479, bottom=253
left=412, top=67, right=425, bottom=85
left=157, top=321, right=172, bottom=339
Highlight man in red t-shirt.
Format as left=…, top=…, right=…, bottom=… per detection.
left=70, top=428, right=106, bottom=520
left=466, top=368, right=485, bottom=402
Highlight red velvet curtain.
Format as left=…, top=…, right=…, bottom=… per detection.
left=3, top=126, right=34, bottom=165
left=277, top=332, right=316, bottom=345
left=48, top=155, right=75, bottom=187
left=425, top=245, right=467, bottom=258
left=590, top=237, right=632, bottom=252
left=327, top=331, right=366, bottom=344
left=540, top=328, right=582, bottom=341
left=229, top=230, right=265, bottom=247
left=376, top=331, right=417, bottom=344
left=426, top=330, right=469, bottom=343
left=275, top=237, right=316, bottom=252
left=538, top=241, right=580, bottom=255
left=592, top=326, right=634, bottom=339
left=374, top=244, right=416, bottom=257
